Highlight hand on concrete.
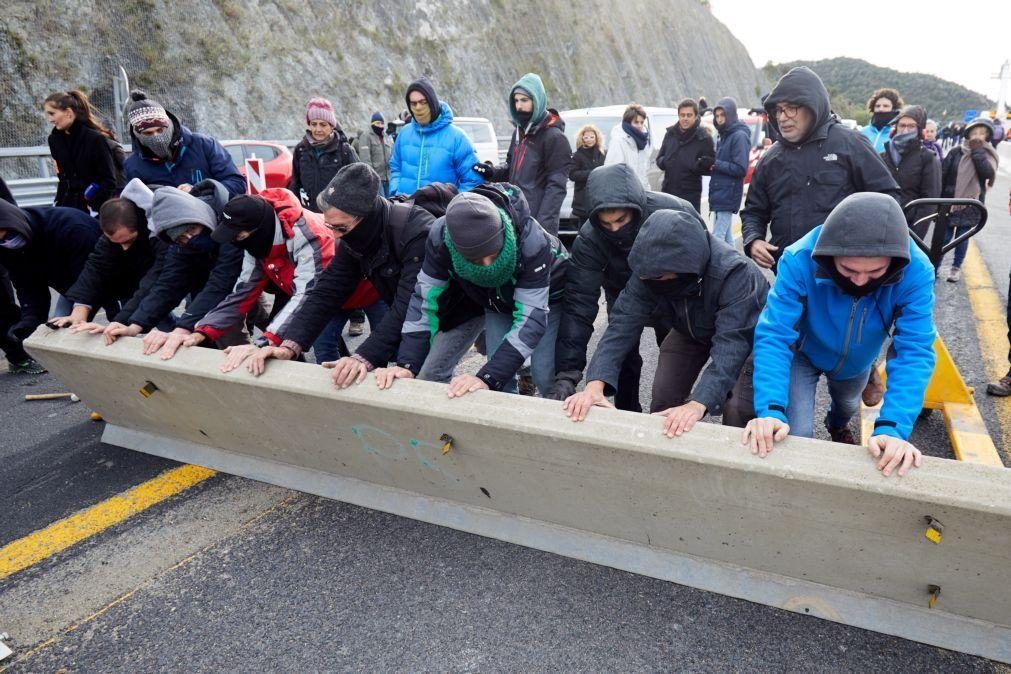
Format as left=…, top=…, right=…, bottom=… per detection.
left=103, top=322, right=142, bottom=346
left=563, top=382, right=613, bottom=422
left=741, top=417, right=790, bottom=458
left=51, top=305, right=91, bottom=329
left=867, top=435, right=922, bottom=478
left=219, top=344, right=260, bottom=373
left=157, top=328, right=193, bottom=360
left=323, top=356, right=369, bottom=389
left=654, top=401, right=707, bottom=438
left=69, top=321, right=106, bottom=336
left=447, top=374, right=489, bottom=398
left=143, top=328, right=170, bottom=355
left=374, top=366, right=414, bottom=390
left=748, top=240, right=779, bottom=269
left=245, top=345, right=294, bottom=376
left=181, top=332, right=207, bottom=348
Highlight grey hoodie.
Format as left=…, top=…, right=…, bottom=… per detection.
left=148, top=182, right=223, bottom=242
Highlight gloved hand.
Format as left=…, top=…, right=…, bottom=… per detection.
left=696, top=156, right=715, bottom=175
left=546, top=370, right=581, bottom=401
left=472, top=162, right=495, bottom=180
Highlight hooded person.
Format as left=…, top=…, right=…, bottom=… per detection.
left=744, top=193, right=936, bottom=478
left=376, top=184, right=569, bottom=398
left=708, top=96, right=752, bottom=244
left=472, top=73, right=572, bottom=235
left=861, top=88, right=903, bottom=153
left=563, top=207, right=769, bottom=437
left=353, top=111, right=394, bottom=196
left=388, top=78, right=483, bottom=196
left=0, top=199, right=102, bottom=372
left=880, top=105, right=941, bottom=238
left=655, top=98, right=714, bottom=213
left=741, top=67, right=900, bottom=271
left=550, top=162, right=702, bottom=410
left=289, top=98, right=359, bottom=211
left=123, top=90, right=245, bottom=197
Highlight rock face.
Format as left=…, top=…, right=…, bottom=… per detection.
left=1, top=0, right=764, bottom=146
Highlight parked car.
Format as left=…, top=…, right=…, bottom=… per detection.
left=221, top=140, right=293, bottom=190
left=453, top=117, right=499, bottom=165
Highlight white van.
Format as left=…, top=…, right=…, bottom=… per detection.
left=454, top=117, right=499, bottom=165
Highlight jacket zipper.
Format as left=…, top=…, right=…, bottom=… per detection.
left=417, top=132, right=426, bottom=192
left=684, top=297, right=697, bottom=341
left=831, top=298, right=859, bottom=376
left=856, top=306, right=868, bottom=344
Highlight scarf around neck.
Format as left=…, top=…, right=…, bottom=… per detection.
left=444, top=208, right=517, bottom=288
left=954, top=139, right=999, bottom=202
left=622, top=121, right=650, bottom=151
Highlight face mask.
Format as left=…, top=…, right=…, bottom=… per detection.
left=185, top=230, right=216, bottom=253
left=641, top=275, right=702, bottom=298
left=596, top=219, right=639, bottom=251
left=0, top=233, right=27, bottom=250
left=872, top=111, right=896, bottom=129
left=891, top=130, right=918, bottom=153
left=826, top=266, right=889, bottom=298
left=136, top=121, right=175, bottom=159
left=412, top=104, right=431, bottom=126
left=515, top=109, right=533, bottom=127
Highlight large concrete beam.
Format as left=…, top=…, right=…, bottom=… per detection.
left=25, top=328, right=1011, bottom=662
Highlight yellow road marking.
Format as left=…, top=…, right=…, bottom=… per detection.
left=0, top=464, right=216, bottom=581
left=960, top=241, right=1011, bottom=462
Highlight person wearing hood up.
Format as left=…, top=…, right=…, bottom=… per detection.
left=604, top=104, right=653, bottom=189
left=123, top=90, right=245, bottom=197
left=743, top=193, right=936, bottom=478
left=708, top=97, right=752, bottom=244
left=289, top=98, right=359, bottom=211
left=549, top=163, right=700, bottom=410
left=880, top=105, right=941, bottom=239
left=861, top=88, right=903, bottom=153
left=562, top=208, right=768, bottom=437
left=388, top=78, right=483, bottom=197
left=741, top=67, right=899, bottom=271
left=353, top=111, right=394, bottom=196
left=655, top=98, right=714, bottom=213
left=473, top=73, right=572, bottom=235
left=0, top=199, right=102, bottom=373
left=375, top=184, right=568, bottom=398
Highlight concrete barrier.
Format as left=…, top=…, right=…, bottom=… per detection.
left=25, top=328, right=1011, bottom=662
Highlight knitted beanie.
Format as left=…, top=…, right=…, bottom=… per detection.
left=126, top=90, right=170, bottom=131
left=306, top=97, right=337, bottom=127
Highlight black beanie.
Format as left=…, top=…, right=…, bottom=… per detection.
left=445, top=192, right=503, bottom=259
left=317, top=163, right=381, bottom=216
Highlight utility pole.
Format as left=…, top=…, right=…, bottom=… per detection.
left=995, top=59, right=1009, bottom=119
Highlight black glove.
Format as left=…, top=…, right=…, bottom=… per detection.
left=696, top=156, right=715, bottom=175
left=472, top=162, right=495, bottom=180
left=546, top=370, right=581, bottom=401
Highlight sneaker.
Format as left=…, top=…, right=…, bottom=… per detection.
left=8, top=358, right=47, bottom=375
left=348, top=320, right=365, bottom=337
left=861, top=368, right=884, bottom=406
left=986, top=374, right=1011, bottom=397
left=947, top=267, right=961, bottom=283
left=828, top=425, right=859, bottom=445
left=517, top=374, right=537, bottom=396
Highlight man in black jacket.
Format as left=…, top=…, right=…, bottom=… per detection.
left=549, top=163, right=701, bottom=410
left=655, top=99, right=715, bottom=213
left=741, top=67, right=900, bottom=269
left=563, top=209, right=768, bottom=436
left=0, top=200, right=102, bottom=373
left=881, top=105, right=941, bottom=238
left=238, top=163, right=433, bottom=386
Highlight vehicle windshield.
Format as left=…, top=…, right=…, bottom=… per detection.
left=562, top=114, right=673, bottom=151
left=455, top=122, right=493, bottom=144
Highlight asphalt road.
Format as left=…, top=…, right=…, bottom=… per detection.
left=2, top=144, right=1010, bottom=672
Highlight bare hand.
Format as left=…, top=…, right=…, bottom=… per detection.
left=867, top=435, right=922, bottom=478
left=220, top=344, right=260, bottom=373
left=49, top=316, right=79, bottom=328
left=322, top=356, right=370, bottom=389
left=374, top=366, right=414, bottom=390
left=447, top=373, right=490, bottom=398
left=245, top=345, right=294, bottom=376
left=143, top=328, right=170, bottom=355
left=749, top=240, right=779, bottom=269
left=562, top=383, right=614, bottom=422
left=103, top=322, right=142, bottom=346
left=157, top=328, right=193, bottom=360
left=69, top=321, right=107, bottom=335
left=178, top=183, right=193, bottom=193
left=741, top=417, right=790, bottom=458
left=182, top=332, right=207, bottom=348
left=654, top=401, right=707, bottom=438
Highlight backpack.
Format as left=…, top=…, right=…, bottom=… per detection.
left=105, top=136, right=127, bottom=188
left=388, top=182, right=459, bottom=232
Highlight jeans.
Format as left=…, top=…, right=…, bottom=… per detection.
left=711, top=211, right=735, bottom=245
left=942, top=225, right=972, bottom=268
left=786, top=350, right=871, bottom=437
left=483, top=308, right=561, bottom=395
left=311, top=301, right=388, bottom=364
left=417, top=315, right=485, bottom=383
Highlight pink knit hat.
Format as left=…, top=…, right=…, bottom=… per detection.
left=306, top=97, right=337, bottom=127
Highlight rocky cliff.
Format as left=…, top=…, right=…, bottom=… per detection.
left=1, top=0, right=763, bottom=147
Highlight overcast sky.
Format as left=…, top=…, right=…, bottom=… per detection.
left=710, top=0, right=1008, bottom=104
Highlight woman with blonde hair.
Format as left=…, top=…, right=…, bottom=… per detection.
left=604, top=103, right=651, bottom=188
left=569, top=124, right=606, bottom=221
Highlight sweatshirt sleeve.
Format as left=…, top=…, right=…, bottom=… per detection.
left=583, top=276, right=657, bottom=394
left=176, top=243, right=245, bottom=331
left=195, top=252, right=267, bottom=342
left=261, top=231, right=329, bottom=345
left=396, top=224, right=452, bottom=373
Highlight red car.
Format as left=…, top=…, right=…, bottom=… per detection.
left=221, top=140, right=293, bottom=189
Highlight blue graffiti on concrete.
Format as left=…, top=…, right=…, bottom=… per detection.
left=351, top=424, right=452, bottom=478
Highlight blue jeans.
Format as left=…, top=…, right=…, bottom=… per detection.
left=311, top=301, right=388, bottom=363
left=417, top=315, right=485, bottom=383
left=786, top=351, right=872, bottom=437
left=711, top=211, right=735, bottom=245
left=942, top=226, right=972, bottom=269
left=483, top=307, right=561, bottom=396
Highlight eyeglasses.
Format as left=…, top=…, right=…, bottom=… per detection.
left=324, top=217, right=361, bottom=234
left=774, top=104, right=801, bottom=120
left=408, top=99, right=428, bottom=108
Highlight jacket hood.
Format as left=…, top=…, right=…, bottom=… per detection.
left=509, top=73, right=548, bottom=132
left=628, top=209, right=712, bottom=277
left=121, top=178, right=155, bottom=213
left=188, top=178, right=231, bottom=218
left=406, top=78, right=440, bottom=117
left=586, top=163, right=647, bottom=228
left=714, top=97, right=740, bottom=128
left=149, top=186, right=219, bottom=241
left=812, top=192, right=910, bottom=280
left=0, top=198, right=32, bottom=242
left=764, top=67, right=833, bottom=144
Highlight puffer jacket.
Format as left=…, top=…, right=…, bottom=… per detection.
left=389, top=102, right=483, bottom=196
left=289, top=129, right=358, bottom=211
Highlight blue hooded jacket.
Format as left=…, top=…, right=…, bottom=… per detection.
left=389, top=102, right=482, bottom=196
left=753, top=193, right=936, bottom=440
left=708, top=97, right=751, bottom=213
left=861, top=122, right=893, bottom=154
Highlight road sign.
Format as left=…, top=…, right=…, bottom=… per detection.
left=964, top=109, right=979, bottom=122
left=245, top=157, right=265, bottom=195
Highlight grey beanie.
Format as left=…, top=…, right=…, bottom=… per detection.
left=444, top=192, right=503, bottom=259
left=317, top=162, right=381, bottom=216
left=813, top=192, right=910, bottom=262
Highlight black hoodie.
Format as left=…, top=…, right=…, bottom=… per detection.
left=741, top=67, right=899, bottom=260
left=405, top=78, right=441, bottom=124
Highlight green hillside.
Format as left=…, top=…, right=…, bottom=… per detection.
left=762, top=58, right=994, bottom=125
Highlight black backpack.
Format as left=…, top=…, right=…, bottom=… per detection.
left=388, top=182, right=459, bottom=231
left=105, top=137, right=127, bottom=188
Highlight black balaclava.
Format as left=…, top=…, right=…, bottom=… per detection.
left=872, top=110, right=897, bottom=130
left=340, top=198, right=386, bottom=257
left=642, top=275, right=703, bottom=298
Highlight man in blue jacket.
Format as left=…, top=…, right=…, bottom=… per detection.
left=123, top=90, right=245, bottom=197
left=708, top=97, right=751, bottom=244
left=742, top=193, right=936, bottom=478
left=388, top=78, right=482, bottom=197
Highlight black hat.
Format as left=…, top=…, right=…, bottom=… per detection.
left=212, top=195, right=275, bottom=243
left=317, top=163, right=381, bottom=216
left=445, top=192, right=503, bottom=259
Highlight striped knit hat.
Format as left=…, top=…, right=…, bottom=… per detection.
left=306, top=97, right=337, bottom=127
left=126, top=90, right=170, bottom=131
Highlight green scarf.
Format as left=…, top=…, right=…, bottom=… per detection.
left=443, top=208, right=517, bottom=288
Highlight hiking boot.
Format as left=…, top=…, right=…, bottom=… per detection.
left=517, top=374, right=537, bottom=396
left=828, top=425, right=859, bottom=445
left=986, top=374, right=1011, bottom=397
left=8, top=358, right=47, bottom=375
left=861, top=367, right=884, bottom=406
left=947, top=267, right=961, bottom=283
left=348, top=320, right=365, bottom=337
